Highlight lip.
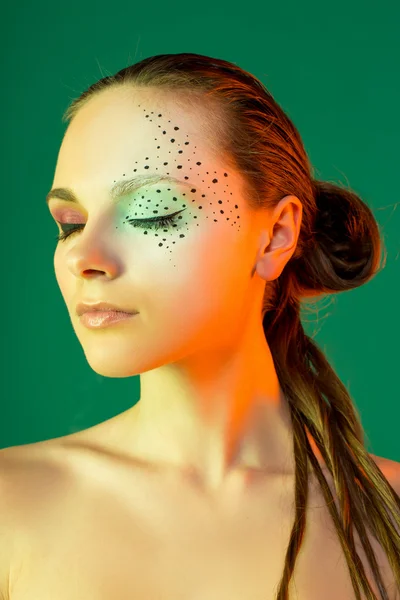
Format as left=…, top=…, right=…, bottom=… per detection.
left=79, top=310, right=138, bottom=329
left=76, top=301, right=137, bottom=316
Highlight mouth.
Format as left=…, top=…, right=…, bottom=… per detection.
left=79, top=310, right=139, bottom=329
left=76, top=302, right=138, bottom=316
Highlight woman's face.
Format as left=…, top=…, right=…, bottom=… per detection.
left=48, top=87, right=268, bottom=377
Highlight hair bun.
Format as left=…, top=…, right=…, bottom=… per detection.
left=295, top=180, right=384, bottom=296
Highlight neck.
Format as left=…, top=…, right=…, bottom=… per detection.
left=114, top=320, right=295, bottom=494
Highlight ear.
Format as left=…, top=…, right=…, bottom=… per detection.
left=255, top=195, right=303, bottom=281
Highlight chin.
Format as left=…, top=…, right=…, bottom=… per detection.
left=81, top=351, right=153, bottom=378
left=80, top=342, right=180, bottom=378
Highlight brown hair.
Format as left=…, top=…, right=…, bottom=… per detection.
left=61, top=53, right=400, bottom=599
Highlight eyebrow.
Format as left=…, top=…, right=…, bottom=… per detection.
left=45, top=173, right=195, bottom=206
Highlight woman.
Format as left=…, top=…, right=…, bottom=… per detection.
left=1, top=53, right=399, bottom=600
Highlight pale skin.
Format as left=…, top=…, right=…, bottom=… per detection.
left=1, top=85, right=399, bottom=599
left=48, top=85, right=305, bottom=497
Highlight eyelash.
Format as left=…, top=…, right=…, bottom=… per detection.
left=55, top=212, right=182, bottom=243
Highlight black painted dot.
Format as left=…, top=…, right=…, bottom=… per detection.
left=158, top=114, right=162, bottom=117
left=220, top=210, right=224, bottom=214
left=177, top=165, right=182, bottom=169
left=174, top=126, right=179, bottom=130
left=163, top=162, right=168, bottom=165
left=184, top=142, right=189, bottom=145
left=170, top=139, right=175, bottom=143
left=224, top=172, right=228, bottom=177
left=212, top=179, right=218, bottom=183
left=178, top=150, right=183, bottom=154
left=158, top=243, right=163, bottom=247
left=196, top=162, right=201, bottom=165
left=191, top=189, right=196, bottom=193
left=144, top=166, right=149, bottom=169
left=218, top=200, right=222, bottom=204
left=235, top=205, right=238, bottom=208
left=199, top=206, right=202, bottom=209
left=179, top=234, right=185, bottom=238
left=156, top=189, right=161, bottom=193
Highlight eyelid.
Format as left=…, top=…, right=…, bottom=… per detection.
left=52, top=208, right=186, bottom=223
left=127, top=208, right=186, bottom=222
left=50, top=207, right=84, bottom=223
left=56, top=209, right=184, bottom=242
left=54, top=207, right=187, bottom=240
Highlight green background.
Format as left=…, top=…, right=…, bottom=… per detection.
left=1, top=1, right=399, bottom=459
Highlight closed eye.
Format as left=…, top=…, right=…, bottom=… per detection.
left=55, top=209, right=186, bottom=243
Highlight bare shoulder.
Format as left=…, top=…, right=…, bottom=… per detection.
left=369, top=452, right=400, bottom=494
left=0, top=440, right=80, bottom=599
left=0, top=440, right=80, bottom=514
left=368, top=453, right=400, bottom=600
left=0, top=441, right=68, bottom=530
left=0, top=441, right=399, bottom=599
left=0, top=441, right=71, bottom=488
left=0, top=447, right=18, bottom=600
left=0, top=444, right=48, bottom=600
left=0, top=432, right=118, bottom=527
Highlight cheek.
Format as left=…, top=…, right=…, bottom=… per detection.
left=145, top=227, right=234, bottom=294
left=124, top=219, right=203, bottom=274
left=53, top=250, right=63, bottom=286
left=139, top=240, right=225, bottom=316
left=53, top=250, right=75, bottom=302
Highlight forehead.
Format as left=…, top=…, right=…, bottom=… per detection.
left=60, top=86, right=218, bottom=163
left=53, top=86, right=239, bottom=197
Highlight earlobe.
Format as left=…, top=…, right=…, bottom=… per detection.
left=256, top=227, right=297, bottom=282
left=255, top=248, right=284, bottom=282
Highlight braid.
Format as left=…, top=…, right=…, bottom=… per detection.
left=264, top=287, right=400, bottom=599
